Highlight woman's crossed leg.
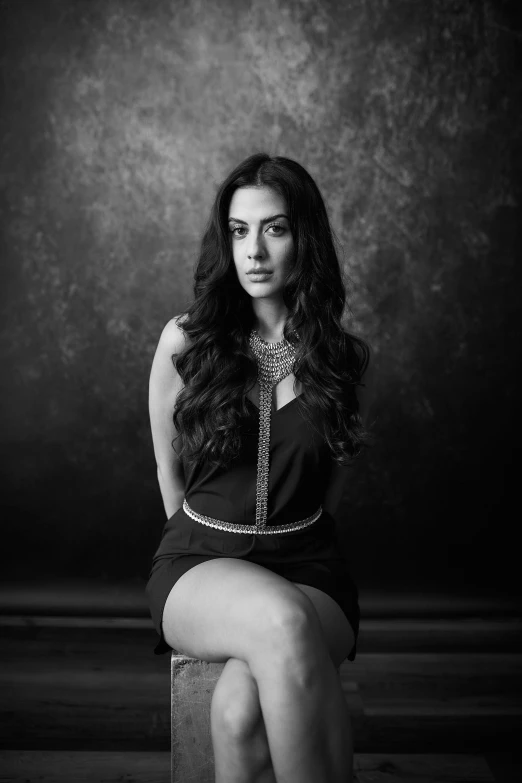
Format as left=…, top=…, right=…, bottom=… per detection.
left=211, top=656, right=276, bottom=783
left=161, top=557, right=355, bottom=783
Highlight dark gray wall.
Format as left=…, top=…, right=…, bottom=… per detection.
left=1, top=0, right=520, bottom=594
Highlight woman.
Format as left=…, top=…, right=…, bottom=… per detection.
left=146, top=153, right=371, bottom=783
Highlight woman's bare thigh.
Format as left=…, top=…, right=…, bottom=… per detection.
left=161, top=557, right=316, bottom=663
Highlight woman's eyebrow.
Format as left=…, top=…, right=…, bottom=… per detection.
left=228, top=213, right=289, bottom=225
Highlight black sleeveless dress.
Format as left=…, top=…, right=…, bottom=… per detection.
left=145, top=395, right=360, bottom=662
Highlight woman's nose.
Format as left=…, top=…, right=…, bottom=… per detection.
left=247, top=231, right=265, bottom=259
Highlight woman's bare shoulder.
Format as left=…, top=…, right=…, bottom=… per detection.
left=157, top=314, right=191, bottom=355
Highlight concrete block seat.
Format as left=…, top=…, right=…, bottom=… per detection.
left=170, top=651, right=343, bottom=783
left=170, top=652, right=224, bottom=783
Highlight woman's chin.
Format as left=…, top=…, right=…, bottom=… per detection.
left=245, top=288, right=283, bottom=301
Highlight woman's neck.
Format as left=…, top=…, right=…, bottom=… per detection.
left=251, top=298, right=289, bottom=343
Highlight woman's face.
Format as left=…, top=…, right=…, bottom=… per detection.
left=228, top=186, right=294, bottom=300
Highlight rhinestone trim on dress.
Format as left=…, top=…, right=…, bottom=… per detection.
left=183, top=498, right=322, bottom=535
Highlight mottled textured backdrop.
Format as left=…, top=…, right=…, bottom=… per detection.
left=1, top=0, right=520, bottom=595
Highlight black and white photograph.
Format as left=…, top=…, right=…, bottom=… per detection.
left=1, top=1, right=521, bottom=781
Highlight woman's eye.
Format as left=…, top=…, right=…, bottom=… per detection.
left=229, top=223, right=286, bottom=238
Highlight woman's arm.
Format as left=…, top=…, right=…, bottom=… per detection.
left=148, top=316, right=188, bottom=518
left=322, top=348, right=374, bottom=518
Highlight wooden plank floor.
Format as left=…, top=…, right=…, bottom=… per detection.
left=1, top=615, right=520, bottom=781
left=0, top=750, right=500, bottom=782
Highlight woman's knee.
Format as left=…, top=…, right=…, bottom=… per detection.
left=256, top=590, right=325, bottom=662
left=211, top=658, right=263, bottom=743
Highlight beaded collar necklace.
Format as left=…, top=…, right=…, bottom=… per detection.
left=248, top=328, right=298, bottom=530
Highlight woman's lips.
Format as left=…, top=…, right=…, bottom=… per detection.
left=247, top=271, right=273, bottom=281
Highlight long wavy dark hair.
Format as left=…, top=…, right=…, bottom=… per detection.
left=172, top=153, right=370, bottom=469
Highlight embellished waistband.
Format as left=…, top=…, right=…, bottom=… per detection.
left=182, top=498, right=322, bottom=535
